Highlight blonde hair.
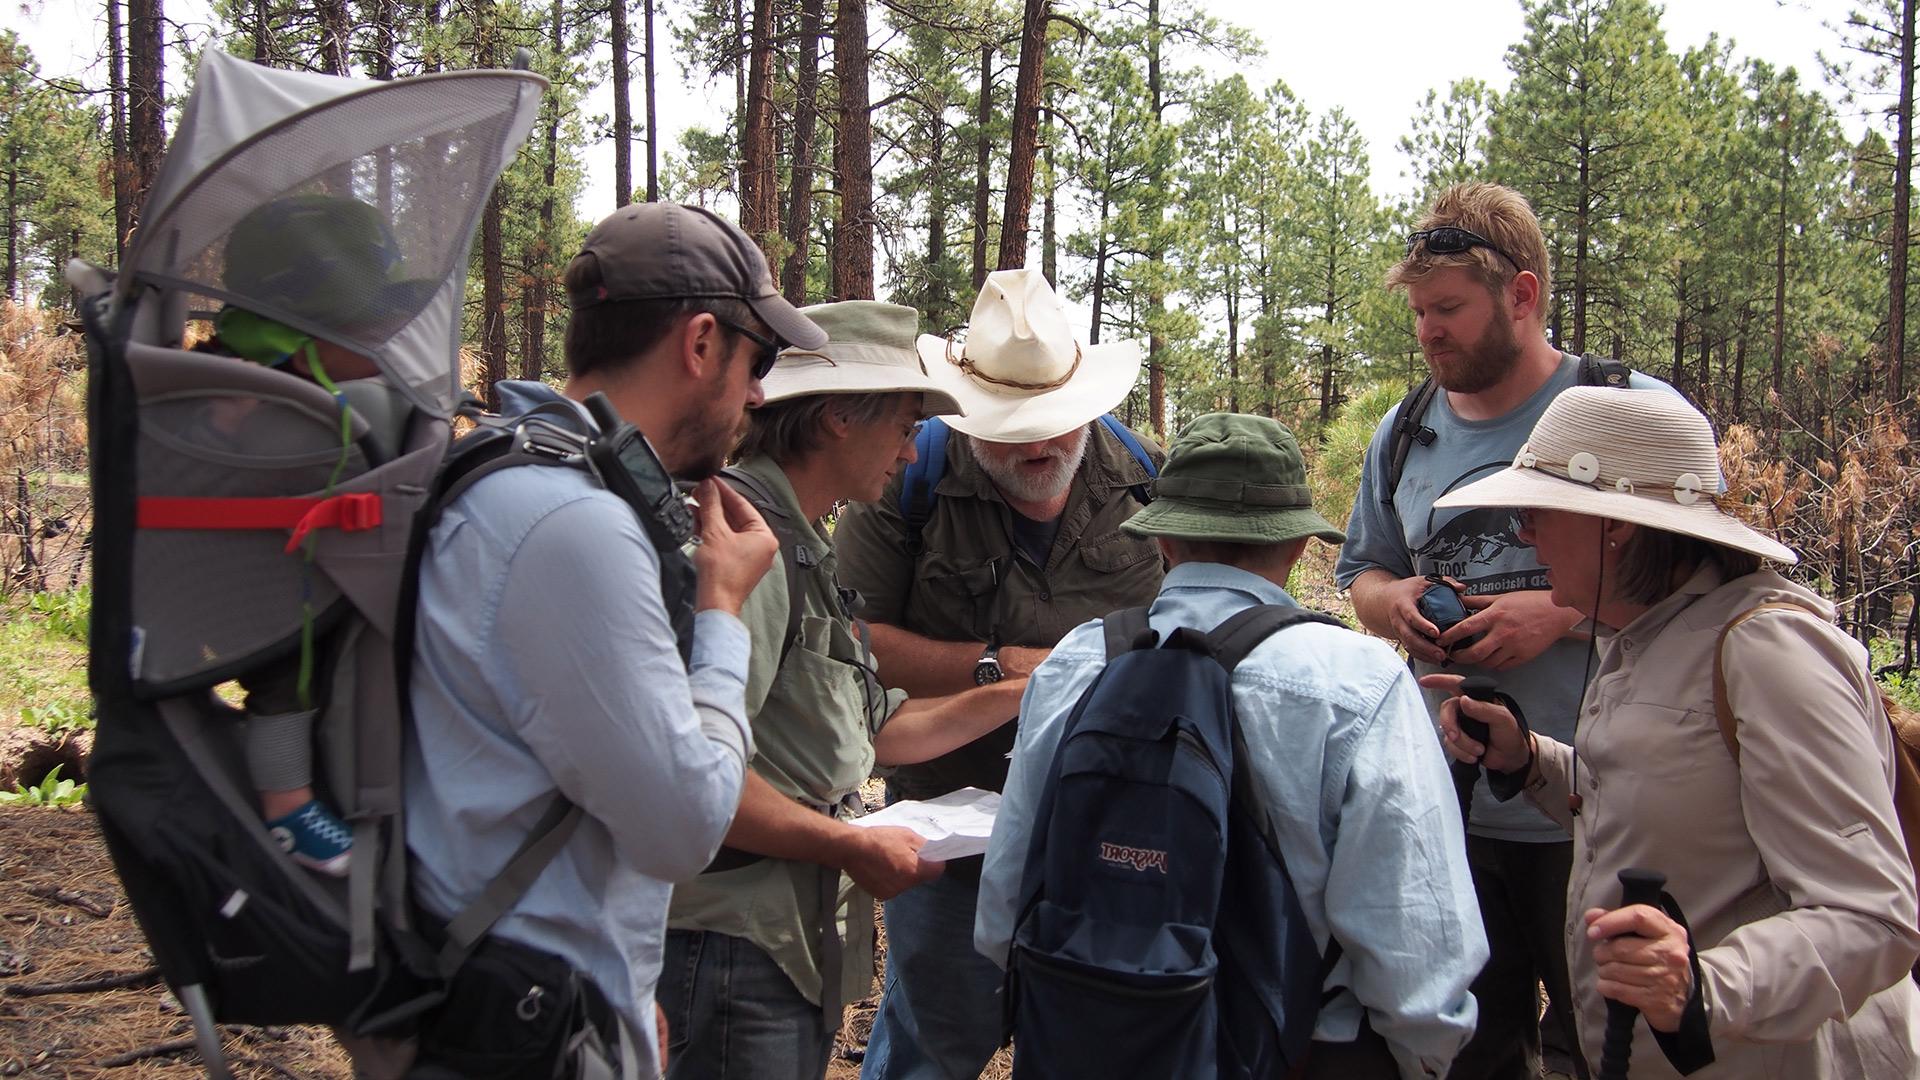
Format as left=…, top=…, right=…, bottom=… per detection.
left=1387, top=183, right=1553, bottom=307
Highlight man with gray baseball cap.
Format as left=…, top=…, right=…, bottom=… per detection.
left=405, top=202, right=822, bottom=1076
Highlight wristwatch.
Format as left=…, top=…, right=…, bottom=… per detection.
left=973, top=641, right=1005, bottom=686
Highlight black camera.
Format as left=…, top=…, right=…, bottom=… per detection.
left=1417, top=576, right=1481, bottom=654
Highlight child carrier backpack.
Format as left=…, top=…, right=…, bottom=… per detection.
left=1006, top=604, right=1345, bottom=1080
left=72, top=50, right=613, bottom=1077
left=899, top=414, right=1157, bottom=552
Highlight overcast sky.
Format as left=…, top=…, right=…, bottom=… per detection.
left=9, top=0, right=1861, bottom=217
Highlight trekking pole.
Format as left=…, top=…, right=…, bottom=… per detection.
left=1448, top=677, right=1500, bottom=821
left=1597, top=867, right=1668, bottom=1080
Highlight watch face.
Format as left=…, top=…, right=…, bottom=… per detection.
left=973, top=659, right=1003, bottom=686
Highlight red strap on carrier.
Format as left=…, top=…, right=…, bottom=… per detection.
left=137, top=493, right=383, bottom=553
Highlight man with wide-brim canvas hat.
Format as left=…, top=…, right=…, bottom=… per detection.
left=659, top=300, right=1040, bottom=1080
left=836, top=270, right=1166, bottom=1080
left=974, top=412, right=1486, bottom=1078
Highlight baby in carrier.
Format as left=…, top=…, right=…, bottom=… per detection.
left=184, top=194, right=426, bottom=875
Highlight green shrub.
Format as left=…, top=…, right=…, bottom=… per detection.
left=20, top=700, right=91, bottom=734
left=1309, top=382, right=1403, bottom=531
left=1870, top=638, right=1920, bottom=714
left=0, top=764, right=87, bottom=807
left=28, top=586, right=90, bottom=644
left=1, top=592, right=90, bottom=734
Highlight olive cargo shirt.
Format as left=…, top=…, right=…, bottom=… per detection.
left=834, top=420, right=1166, bottom=805
left=666, top=454, right=906, bottom=1008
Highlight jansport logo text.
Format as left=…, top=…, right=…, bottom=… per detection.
left=1098, top=841, right=1169, bottom=874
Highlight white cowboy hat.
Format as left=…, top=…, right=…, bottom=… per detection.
left=918, top=269, right=1142, bottom=443
left=761, top=300, right=964, bottom=416
left=1434, top=387, right=1796, bottom=563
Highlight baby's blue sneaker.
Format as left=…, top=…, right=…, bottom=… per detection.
left=267, top=800, right=352, bottom=877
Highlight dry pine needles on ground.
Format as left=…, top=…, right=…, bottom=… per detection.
left=0, top=808, right=1011, bottom=1079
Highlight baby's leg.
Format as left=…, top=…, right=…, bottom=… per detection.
left=241, top=668, right=352, bottom=876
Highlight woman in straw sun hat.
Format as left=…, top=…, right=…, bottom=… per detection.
left=1424, top=386, right=1920, bottom=1079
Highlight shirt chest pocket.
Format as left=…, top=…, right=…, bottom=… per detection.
left=909, top=557, right=1003, bottom=641
left=764, top=614, right=884, bottom=799
left=1078, top=530, right=1160, bottom=578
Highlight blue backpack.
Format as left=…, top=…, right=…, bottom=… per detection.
left=899, top=414, right=1156, bottom=552
left=1007, top=604, right=1344, bottom=1080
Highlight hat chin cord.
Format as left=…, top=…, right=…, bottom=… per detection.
left=1567, top=519, right=1609, bottom=817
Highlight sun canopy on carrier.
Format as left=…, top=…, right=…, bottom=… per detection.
left=115, top=49, right=545, bottom=418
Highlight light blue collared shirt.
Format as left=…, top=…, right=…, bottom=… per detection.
left=976, top=562, right=1486, bottom=1079
left=404, top=383, right=751, bottom=1073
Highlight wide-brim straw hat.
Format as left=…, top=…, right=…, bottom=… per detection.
left=761, top=300, right=963, bottom=416
left=918, top=269, right=1141, bottom=444
left=1434, top=386, right=1796, bottom=564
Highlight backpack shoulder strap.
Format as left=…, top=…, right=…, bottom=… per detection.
left=722, top=466, right=806, bottom=665
left=1097, top=414, right=1159, bottom=505
left=1712, top=600, right=1822, bottom=764
left=1103, top=606, right=1156, bottom=659
left=1383, top=377, right=1441, bottom=504
left=1579, top=354, right=1634, bottom=389
left=1207, top=603, right=1346, bottom=673
left=436, top=796, right=584, bottom=977
left=898, top=417, right=952, bottom=555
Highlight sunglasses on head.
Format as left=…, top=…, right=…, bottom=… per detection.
left=1406, top=226, right=1522, bottom=274
left=715, top=316, right=780, bottom=380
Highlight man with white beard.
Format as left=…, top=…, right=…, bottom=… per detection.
left=834, top=270, right=1164, bottom=1080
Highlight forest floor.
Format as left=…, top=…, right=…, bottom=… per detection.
left=0, top=805, right=981, bottom=1079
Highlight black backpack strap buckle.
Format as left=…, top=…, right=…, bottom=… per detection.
left=1102, top=606, right=1157, bottom=659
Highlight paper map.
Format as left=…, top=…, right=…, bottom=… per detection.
left=850, top=787, right=1002, bottom=861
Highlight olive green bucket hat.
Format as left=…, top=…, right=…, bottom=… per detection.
left=1121, top=412, right=1346, bottom=545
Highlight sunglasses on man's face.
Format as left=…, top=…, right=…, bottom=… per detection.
left=715, top=317, right=780, bottom=380
left=1405, top=226, right=1522, bottom=275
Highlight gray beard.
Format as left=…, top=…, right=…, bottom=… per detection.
left=972, top=429, right=1089, bottom=503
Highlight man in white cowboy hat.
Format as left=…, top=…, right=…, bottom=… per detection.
left=656, top=300, right=1037, bottom=1080
left=1336, top=182, right=1684, bottom=1080
left=836, top=270, right=1166, bottom=1080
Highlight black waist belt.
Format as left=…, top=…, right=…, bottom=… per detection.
left=701, top=844, right=765, bottom=874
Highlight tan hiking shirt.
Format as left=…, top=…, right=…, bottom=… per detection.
left=1523, top=565, right=1920, bottom=1078
left=666, top=454, right=905, bottom=1009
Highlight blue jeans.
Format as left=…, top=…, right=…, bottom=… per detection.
left=860, top=871, right=1003, bottom=1080
left=659, top=929, right=833, bottom=1080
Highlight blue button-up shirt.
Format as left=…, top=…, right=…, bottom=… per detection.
left=976, top=562, right=1486, bottom=1078
left=404, top=383, right=751, bottom=1073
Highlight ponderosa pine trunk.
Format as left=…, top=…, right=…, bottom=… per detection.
left=971, top=41, right=991, bottom=290
left=522, top=0, right=564, bottom=381
left=107, top=0, right=129, bottom=259
left=781, top=0, right=824, bottom=303
left=1894, top=0, right=1915, bottom=401
left=611, top=0, right=633, bottom=206
left=996, top=0, right=1046, bottom=270
left=126, top=0, right=164, bottom=233
left=643, top=0, right=658, bottom=200
left=832, top=0, right=874, bottom=298
left=741, top=0, right=777, bottom=245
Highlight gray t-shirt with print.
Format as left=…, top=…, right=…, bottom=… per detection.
left=1335, top=354, right=1678, bottom=841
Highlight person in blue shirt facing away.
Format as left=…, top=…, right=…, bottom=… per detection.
left=978, top=412, right=1487, bottom=1079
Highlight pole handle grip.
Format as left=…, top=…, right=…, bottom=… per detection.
left=1596, top=868, right=1668, bottom=1080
